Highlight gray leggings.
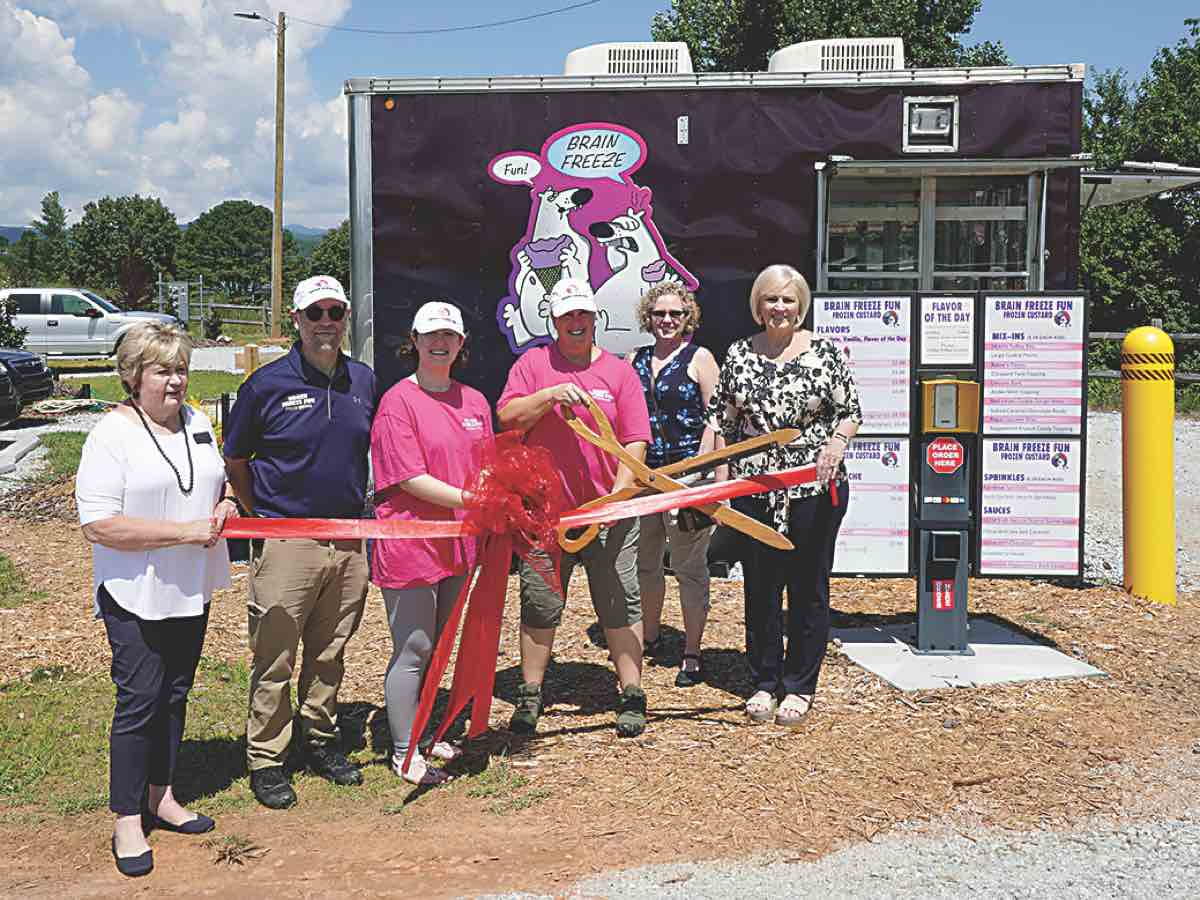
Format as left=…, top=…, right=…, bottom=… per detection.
left=382, top=576, right=466, bottom=755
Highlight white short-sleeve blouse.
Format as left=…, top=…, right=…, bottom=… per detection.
left=75, top=406, right=232, bottom=620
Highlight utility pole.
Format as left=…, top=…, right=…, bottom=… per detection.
left=271, top=10, right=285, bottom=339
left=235, top=9, right=285, bottom=338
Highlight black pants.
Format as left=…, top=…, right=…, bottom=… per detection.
left=100, top=586, right=209, bottom=816
left=737, top=483, right=849, bottom=697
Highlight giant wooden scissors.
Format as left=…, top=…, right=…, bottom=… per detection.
left=556, top=394, right=799, bottom=553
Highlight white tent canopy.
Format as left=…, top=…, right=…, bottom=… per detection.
left=1082, top=161, right=1200, bottom=208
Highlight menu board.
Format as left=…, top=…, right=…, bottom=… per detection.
left=919, top=294, right=975, bottom=365
left=979, top=438, right=1082, bottom=576
left=833, top=437, right=911, bottom=574
left=813, top=295, right=911, bottom=434
left=982, top=294, right=1085, bottom=435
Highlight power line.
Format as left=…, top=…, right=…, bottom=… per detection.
left=289, top=0, right=604, bottom=37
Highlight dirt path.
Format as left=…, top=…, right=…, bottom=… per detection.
left=1, top=516, right=1198, bottom=898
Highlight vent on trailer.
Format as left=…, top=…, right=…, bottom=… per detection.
left=769, top=38, right=905, bottom=73
left=564, top=42, right=694, bottom=76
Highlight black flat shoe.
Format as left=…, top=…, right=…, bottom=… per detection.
left=145, top=812, right=215, bottom=835
left=674, top=654, right=704, bottom=688
left=111, top=837, right=153, bottom=878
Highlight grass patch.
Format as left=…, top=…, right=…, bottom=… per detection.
left=204, top=832, right=269, bottom=866
left=32, top=431, right=87, bottom=483
left=0, top=554, right=45, bottom=609
left=464, top=756, right=551, bottom=815
left=0, top=657, right=251, bottom=822
left=76, top=371, right=245, bottom=403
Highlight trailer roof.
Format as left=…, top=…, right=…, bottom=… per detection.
left=345, top=64, right=1085, bottom=96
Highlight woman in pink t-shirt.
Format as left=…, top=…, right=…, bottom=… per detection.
left=370, top=301, right=493, bottom=785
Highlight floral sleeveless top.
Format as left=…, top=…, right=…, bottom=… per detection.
left=632, top=342, right=705, bottom=468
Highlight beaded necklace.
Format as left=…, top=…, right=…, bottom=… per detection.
left=131, top=401, right=194, bottom=496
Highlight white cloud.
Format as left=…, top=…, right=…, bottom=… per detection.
left=2, top=1, right=353, bottom=227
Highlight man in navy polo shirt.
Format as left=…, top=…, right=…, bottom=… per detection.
left=224, top=275, right=377, bottom=810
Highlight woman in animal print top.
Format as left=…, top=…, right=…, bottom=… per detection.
left=706, top=264, right=862, bottom=728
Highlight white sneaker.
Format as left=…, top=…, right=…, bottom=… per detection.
left=427, top=740, right=463, bottom=762
left=392, top=750, right=453, bottom=786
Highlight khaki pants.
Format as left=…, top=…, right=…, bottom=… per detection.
left=637, top=512, right=712, bottom=612
left=246, top=538, right=369, bottom=771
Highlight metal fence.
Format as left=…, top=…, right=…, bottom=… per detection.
left=1088, top=329, right=1200, bottom=383
left=155, top=274, right=270, bottom=331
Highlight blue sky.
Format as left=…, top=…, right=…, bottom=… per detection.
left=2, top=1, right=1196, bottom=230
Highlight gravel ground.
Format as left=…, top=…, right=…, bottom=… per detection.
left=1083, top=412, right=1200, bottom=593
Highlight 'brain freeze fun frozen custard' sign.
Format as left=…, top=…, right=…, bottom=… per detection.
left=979, top=438, right=1081, bottom=575
left=833, top=437, right=909, bottom=573
left=813, top=295, right=911, bottom=435
left=982, top=295, right=1084, bottom=436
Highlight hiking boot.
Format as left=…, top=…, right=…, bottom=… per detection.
left=304, top=744, right=363, bottom=786
left=250, top=766, right=297, bottom=810
left=508, top=682, right=543, bottom=734
left=615, top=684, right=647, bottom=738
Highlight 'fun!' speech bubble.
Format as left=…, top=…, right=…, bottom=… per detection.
left=489, top=153, right=542, bottom=186
left=544, top=124, right=645, bottom=184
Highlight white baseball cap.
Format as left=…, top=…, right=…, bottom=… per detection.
left=412, top=301, right=465, bottom=337
left=549, top=277, right=598, bottom=318
left=293, top=275, right=349, bottom=311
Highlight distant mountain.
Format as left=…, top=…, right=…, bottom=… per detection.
left=286, top=225, right=333, bottom=239
left=0, top=225, right=31, bottom=244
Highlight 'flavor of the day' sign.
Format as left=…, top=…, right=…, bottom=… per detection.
left=833, top=438, right=910, bottom=573
left=813, top=295, right=911, bottom=434
left=920, top=294, right=975, bottom=365
left=982, top=295, right=1085, bottom=436
left=979, top=438, right=1082, bottom=576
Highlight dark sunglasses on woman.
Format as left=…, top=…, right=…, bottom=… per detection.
left=304, top=304, right=347, bottom=322
left=651, top=309, right=686, bottom=320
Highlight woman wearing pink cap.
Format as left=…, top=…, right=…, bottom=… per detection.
left=370, top=300, right=493, bottom=784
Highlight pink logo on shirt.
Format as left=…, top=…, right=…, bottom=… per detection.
left=589, top=388, right=614, bottom=403
left=462, top=416, right=484, bottom=430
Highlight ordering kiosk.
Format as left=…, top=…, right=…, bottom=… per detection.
left=813, top=290, right=1088, bottom=659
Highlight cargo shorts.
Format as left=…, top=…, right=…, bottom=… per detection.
left=519, top=517, right=641, bottom=630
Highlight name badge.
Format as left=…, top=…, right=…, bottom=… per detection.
left=193, top=432, right=214, bottom=444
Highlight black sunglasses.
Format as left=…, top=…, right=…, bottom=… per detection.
left=651, top=309, right=686, bottom=320
left=303, top=304, right=347, bottom=322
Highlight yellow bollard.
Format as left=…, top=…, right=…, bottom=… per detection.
left=1121, top=326, right=1176, bottom=604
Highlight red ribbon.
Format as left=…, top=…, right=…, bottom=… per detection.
left=220, top=441, right=820, bottom=770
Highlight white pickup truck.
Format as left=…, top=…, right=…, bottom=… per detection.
left=1, top=288, right=180, bottom=356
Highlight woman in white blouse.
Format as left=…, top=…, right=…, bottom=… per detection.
left=75, top=322, right=234, bottom=877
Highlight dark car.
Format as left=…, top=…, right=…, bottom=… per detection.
left=0, top=367, right=18, bottom=427
left=0, top=349, right=54, bottom=412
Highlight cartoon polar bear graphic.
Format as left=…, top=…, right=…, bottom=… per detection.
left=589, top=207, right=675, bottom=352
left=503, top=186, right=592, bottom=347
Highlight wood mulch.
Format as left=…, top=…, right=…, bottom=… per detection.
left=1, top=479, right=1198, bottom=897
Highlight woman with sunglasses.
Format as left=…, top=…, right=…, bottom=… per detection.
left=706, top=264, right=861, bottom=727
left=370, top=301, right=493, bottom=785
left=626, top=282, right=722, bottom=687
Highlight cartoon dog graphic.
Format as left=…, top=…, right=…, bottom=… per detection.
left=588, top=207, right=676, bottom=350
left=502, top=186, right=593, bottom=348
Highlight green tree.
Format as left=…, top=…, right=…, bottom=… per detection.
left=176, top=200, right=305, bottom=304
left=32, top=191, right=70, bottom=283
left=4, top=232, right=44, bottom=286
left=69, top=195, right=179, bottom=309
left=651, top=0, right=1008, bottom=73
left=308, top=220, right=350, bottom=292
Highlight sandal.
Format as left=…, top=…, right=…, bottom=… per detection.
left=643, top=635, right=666, bottom=662
left=745, top=690, right=776, bottom=724
left=674, top=654, right=704, bottom=688
left=775, top=693, right=813, bottom=728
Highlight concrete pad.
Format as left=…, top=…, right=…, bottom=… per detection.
left=0, top=433, right=40, bottom=476
left=188, top=346, right=286, bottom=372
left=833, top=617, right=1106, bottom=691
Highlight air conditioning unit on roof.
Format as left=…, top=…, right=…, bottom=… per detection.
left=769, top=38, right=905, bottom=73
left=564, top=42, right=694, bottom=76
